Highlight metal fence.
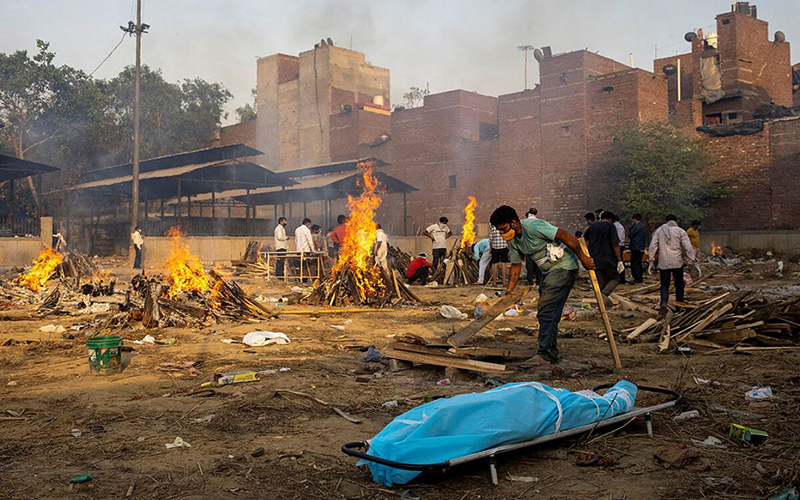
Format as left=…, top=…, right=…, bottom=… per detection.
left=0, top=216, right=40, bottom=237
left=143, top=217, right=272, bottom=237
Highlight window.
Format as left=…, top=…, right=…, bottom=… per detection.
left=562, top=125, right=571, bottom=136
left=722, top=19, right=730, bottom=25
left=448, top=175, right=457, bottom=189
left=601, top=86, right=615, bottom=93
left=479, top=122, right=499, bottom=140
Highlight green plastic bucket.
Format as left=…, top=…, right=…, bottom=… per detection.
left=86, top=336, right=123, bottom=375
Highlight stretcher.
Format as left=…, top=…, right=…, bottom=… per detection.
left=343, top=384, right=682, bottom=485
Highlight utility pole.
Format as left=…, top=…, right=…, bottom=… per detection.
left=122, top=2, right=149, bottom=235
left=518, top=45, right=535, bottom=90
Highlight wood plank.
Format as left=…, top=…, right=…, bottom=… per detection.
left=675, top=302, right=733, bottom=343
left=449, top=346, right=536, bottom=358
left=658, top=308, right=674, bottom=353
left=685, top=338, right=726, bottom=349
left=578, top=238, right=622, bottom=369
left=389, top=342, right=467, bottom=358
left=705, top=329, right=756, bottom=344
left=395, top=333, right=448, bottom=347
left=610, top=293, right=657, bottom=314
left=446, top=286, right=530, bottom=347
left=382, top=347, right=509, bottom=373
left=626, top=317, right=658, bottom=340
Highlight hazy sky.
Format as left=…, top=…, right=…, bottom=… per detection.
left=2, top=1, right=798, bottom=124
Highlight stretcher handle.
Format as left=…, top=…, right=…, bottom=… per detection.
left=341, top=442, right=451, bottom=472
left=592, top=384, right=683, bottom=405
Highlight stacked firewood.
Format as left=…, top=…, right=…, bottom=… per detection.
left=57, top=251, right=97, bottom=280
left=431, top=242, right=478, bottom=286
left=306, top=264, right=419, bottom=307
left=625, top=292, right=800, bottom=352
left=388, top=245, right=412, bottom=276
left=239, top=241, right=263, bottom=262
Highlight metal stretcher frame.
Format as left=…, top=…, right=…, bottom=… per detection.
left=342, top=384, right=682, bottom=485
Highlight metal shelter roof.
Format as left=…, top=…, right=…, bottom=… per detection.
left=80, top=144, right=263, bottom=181
left=231, top=170, right=416, bottom=206
left=65, top=160, right=295, bottom=200
left=0, top=154, right=60, bottom=182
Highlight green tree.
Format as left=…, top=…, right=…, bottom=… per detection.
left=607, top=122, right=726, bottom=228
left=235, top=88, right=256, bottom=123
left=401, top=86, right=429, bottom=109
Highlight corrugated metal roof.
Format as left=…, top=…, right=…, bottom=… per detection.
left=0, top=154, right=60, bottom=182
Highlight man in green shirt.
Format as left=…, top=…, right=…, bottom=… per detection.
left=490, top=205, right=595, bottom=366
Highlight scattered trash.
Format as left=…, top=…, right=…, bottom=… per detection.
left=382, top=400, right=399, bottom=409
left=693, top=377, right=721, bottom=386
left=425, top=281, right=439, bottom=287
left=692, top=436, right=726, bottom=448
left=192, top=414, right=215, bottom=424
left=653, top=445, right=711, bottom=471
left=473, top=305, right=484, bottom=319
left=165, top=436, right=191, bottom=449
left=220, top=339, right=237, bottom=344
left=777, top=261, right=785, bottom=276
left=212, top=371, right=267, bottom=386
left=251, top=447, right=265, bottom=458
left=474, top=293, right=488, bottom=303
left=86, top=302, right=111, bottom=314
left=673, top=410, right=700, bottom=422
left=279, top=367, right=291, bottom=373
left=361, top=346, right=383, bottom=363
left=158, top=361, right=198, bottom=377
left=729, top=423, right=768, bottom=445
left=504, top=306, right=521, bottom=317
left=39, top=324, right=66, bottom=333
left=399, top=490, right=420, bottom=500
left=767, top=486, right=799, bottom=500
left=333, top=407, right=361, bottom=424
left=677, top=346, right=692, bottom=355
left=70, top=474, right=93, bottom=484
left=291, top=286, right=303, bottom=293
left=745, top=386, right=773, bottom=401
left=5, top=409, right=25, bottom=417
left=436, top=378, right=451, bottom=386
left=243, top=331, right=290, bottom=346
left=440, top=305, right=468, bottom=320
left=506, top=474, right=539, bottom=483
left=575, top=452, right=617, bottom=468
left=71, top=428, right=82, bottom=438
left=330, top=325, right=346, bottom=331
left=7, top=381, right=17, bottom=386
left=134, top=335, right=156, bottom=345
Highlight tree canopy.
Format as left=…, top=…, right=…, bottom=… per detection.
left=606, top=122, right=727, bottom=228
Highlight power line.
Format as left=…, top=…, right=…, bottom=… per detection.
left=89, top=32, right=127, bottom=77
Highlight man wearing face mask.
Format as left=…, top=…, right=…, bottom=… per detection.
left=423, top=216, right=452, bottom=270
left=490, top=205, right=595, bottom=367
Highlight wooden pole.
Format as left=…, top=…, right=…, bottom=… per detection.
left=578, top=237, right=622, bottom=369
left=131, top=0, right=143, bottom=234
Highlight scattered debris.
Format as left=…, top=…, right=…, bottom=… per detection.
left=440, top=305, right=468, bottom=320
left=242, top=331, right=290, bottom=346
left=745, top=386, right=773, bottom=401
left=165, top=436, right=191, bottom=449
left=674, top=410, right=700, bottom=422
left=653, top=445, right=711, bottom=471
left=729, top=423, right=768, bottom=445
left=692, top=436, right=726, bottom=448
left=69, top=474, right=93, bottom=484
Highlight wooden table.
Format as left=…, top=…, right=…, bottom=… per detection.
left=262, top=251, right=325, bottom=282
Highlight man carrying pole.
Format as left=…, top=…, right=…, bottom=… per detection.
left=489, top=205, right=595, bottom=367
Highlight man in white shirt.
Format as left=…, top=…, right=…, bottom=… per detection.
left=613, top=214, right=627, bottom=284
left=131, top=226, right=144, bottom=270
left=423, top=216, right=452, bottom=270
left=274, top=217, right=288, bottom=278
left=295, top=218, right=316, bottom=253
left=649, top=214, right=699, bottom=311
left=374, top=224, right=389, bottom=272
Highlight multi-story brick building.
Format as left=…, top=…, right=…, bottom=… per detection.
left=215, top=2, right=800, bottom=234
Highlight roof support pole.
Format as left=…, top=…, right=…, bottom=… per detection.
left=36, top=174, right=42, bottom=221
left=246, top=188, right=251, bottom=235
left=160, top=198, right=165, bottom=219
left=8, top=178, right=14, bottom=228
left=403, top=192, right=408, bottom=236
left=211, top=187, right=216, bottom=235
left=227, top=199, right=232, bottom=236
left=176, top=180, right=182, bottom=223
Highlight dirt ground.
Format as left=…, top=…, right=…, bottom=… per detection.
left=1, top=257, right=799, bottom=500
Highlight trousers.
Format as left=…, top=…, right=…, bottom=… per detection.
left=536, top=269, right=578, bottom=362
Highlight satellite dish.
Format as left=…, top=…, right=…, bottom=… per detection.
left=684, top=32, right=698, bottom=42
left=662, top=64, right=677, bottom=75
left=775, top=31, right=786, bottom=43
left=533, top=48, right=543, bottom=61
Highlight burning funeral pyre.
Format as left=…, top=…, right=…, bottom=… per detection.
left=307, top=161, right=418, bottom=306
left=431, top=196, right=480, bottom=286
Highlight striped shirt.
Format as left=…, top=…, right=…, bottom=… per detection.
left=488, top=225, right=507, bottom=250
left=648, top=221, right=697, bottom=270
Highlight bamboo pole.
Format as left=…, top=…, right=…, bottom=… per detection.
left=579, top=237, right=622, bottom=369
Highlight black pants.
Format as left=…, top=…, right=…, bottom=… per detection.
left=275, top=248, right=287, bottom=278
left=659, top=267, right=685, bottom=306
left=133, top=245, right=142, bottom=269
left=630, top=250, right=644, bottom=283
left=432, top=248, right=446, bottom=270
left=596, top=267, right=620, bottom=296
left=526, top=257, right=543, bottom=285
left=408, top=267, right=430, bottom=285
left=618, top=247, right=627, bottom=284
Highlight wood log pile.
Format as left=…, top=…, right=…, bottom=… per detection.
left=56, top=251, right=97, bottom=280
left=430, top=242, right=478, bottom=286
left=387, top=245, right=412, bottom=276
left=306, top=264, right=419, bottom=307
left=624, top=292, right=800, bottom=352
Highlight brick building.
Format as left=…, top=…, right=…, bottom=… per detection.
left=216, top=3, right=800, bottom=234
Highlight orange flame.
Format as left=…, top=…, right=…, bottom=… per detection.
left=163, top=227, right=211, bottom=299
left=711, top=242, right=723, bottom=256
left=331, top=161, right=386, bottom=299
left=16, top=247, right=63, bottom=292
left=460, top=196, right=478, bottom=248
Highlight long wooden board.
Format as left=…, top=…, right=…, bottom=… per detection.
left=579, top=238, right=622, bottom=369
left=449, top=346, right=537, bottom=358
left=382, top=347, right=509, bottom=373
left=389, top=342, right=468, bottom=358
left=446, top=286, right=530, bottom=347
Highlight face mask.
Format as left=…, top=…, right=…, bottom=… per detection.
left=501, top=229, right=515, bottom=241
